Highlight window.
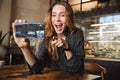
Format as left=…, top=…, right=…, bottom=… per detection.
left=69, top=0, right=97, bottom=11
left=82, top=0, right=91, bottom=2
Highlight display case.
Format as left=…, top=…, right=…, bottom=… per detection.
left=84, top=14, right=120, bottom=58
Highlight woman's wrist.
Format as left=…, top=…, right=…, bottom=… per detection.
left=63, top=42, right=71, bottom=51
left=63, top=47, right=71, bottom=51
left=21, top=46, right=31, bottom=54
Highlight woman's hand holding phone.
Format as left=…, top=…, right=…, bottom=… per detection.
left=12, top=20, right=30, bottom=48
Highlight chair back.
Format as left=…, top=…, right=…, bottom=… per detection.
left=84, top=62, right=107, bottom=80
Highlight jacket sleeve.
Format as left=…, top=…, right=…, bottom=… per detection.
left=64, top=29, right=85, bottom=74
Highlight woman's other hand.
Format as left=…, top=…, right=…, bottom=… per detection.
left=51, top=36, right=68, bottom=49
left=12, top=20, right=30, bottom=48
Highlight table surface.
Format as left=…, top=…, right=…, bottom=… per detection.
left=0, top=64, right=100, bottom=80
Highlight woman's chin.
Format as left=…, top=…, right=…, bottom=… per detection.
left=56, top=31, right=63, bottom=34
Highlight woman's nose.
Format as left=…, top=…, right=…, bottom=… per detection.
left=56, top=15, right=61, bottom=21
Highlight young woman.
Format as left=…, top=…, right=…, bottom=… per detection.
left=12, top=1, right=85, bottom=75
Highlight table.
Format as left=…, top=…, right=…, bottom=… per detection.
left=0, top=64, right=100, bottom=80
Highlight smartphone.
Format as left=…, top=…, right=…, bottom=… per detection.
left=15, top=23, right=44, bottom=39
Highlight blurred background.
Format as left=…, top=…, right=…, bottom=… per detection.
left=0, top=0, right=120, bottom=80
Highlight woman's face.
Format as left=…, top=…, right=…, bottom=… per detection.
left=51, top=5, right=66, bottom=34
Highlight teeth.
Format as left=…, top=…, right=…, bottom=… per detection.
left=55, top=24, right=62, bottom=27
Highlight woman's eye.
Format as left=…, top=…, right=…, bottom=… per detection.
left=52, top=14, right=56, bottom=17
left=60, top=14, right=65, bottom=17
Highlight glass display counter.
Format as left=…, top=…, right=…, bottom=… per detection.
left=84, top=14, right=120, bottom=58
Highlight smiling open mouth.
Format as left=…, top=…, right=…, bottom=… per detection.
left=55, top=24, right=63, bottom=31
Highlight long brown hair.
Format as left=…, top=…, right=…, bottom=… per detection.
left=37, top=1, right=78, bottom=60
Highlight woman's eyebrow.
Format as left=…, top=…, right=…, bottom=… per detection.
left=52, top=12, right=65, bottom=14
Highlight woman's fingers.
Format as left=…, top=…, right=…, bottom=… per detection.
left=51, top=36, right=58, bottom=45
left=14, top=19, right=26, bottom=23
left=55, top=39, right=63, bottom=47
left=51, top=36, right=67, bottom=48
left=51, top=39, right=57, bottom=45
left=12, top=22, right=16, bottom=38
left=12, top=19, right=27, bottom=37
left=51, top=38, right=64, bottom=47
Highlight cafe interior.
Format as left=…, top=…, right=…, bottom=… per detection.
left=0, top=0, right=120, bottom=80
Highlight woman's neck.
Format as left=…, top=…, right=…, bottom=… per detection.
left=57, top=33, right=66, bottom=40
